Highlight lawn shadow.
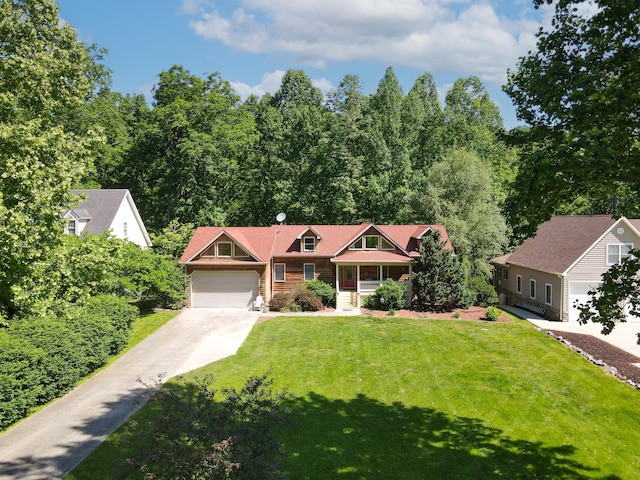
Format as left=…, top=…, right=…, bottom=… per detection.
left=283, top=392, right=620, bottom=480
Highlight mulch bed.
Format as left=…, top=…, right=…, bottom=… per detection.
left=548, top=330, right=640, bottom=387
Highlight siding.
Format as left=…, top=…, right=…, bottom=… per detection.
left=271, top=257, right=334, bottom=294
left=564, top=228, right=640, bottom=320
left=501, top=265, right=562, bottom=320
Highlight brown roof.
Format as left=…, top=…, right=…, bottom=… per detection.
left=505, top=215, right=618, bottom=274
left=180, top=223, right=452, bottom=264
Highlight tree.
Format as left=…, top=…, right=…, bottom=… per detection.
left=504, top=0, right=640, bottom=236
left=406, top=149, right=508, bottom=279
left=412, top=230, right=470, bottom=311
left=120, top=373, right=292, bottom=479
left=577, top=251, right=640, bottom=343
left=0, top=0, right=98, bottom=319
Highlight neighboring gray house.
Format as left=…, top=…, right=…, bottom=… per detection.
left=493, top=215, right=640, bottom=322
left=63, top=189, right=152, bottom=248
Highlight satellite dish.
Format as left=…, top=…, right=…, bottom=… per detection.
left=276, top=212, right=286, bottom=224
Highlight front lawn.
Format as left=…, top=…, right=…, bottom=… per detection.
left=68, top=316, right=640, bottom=479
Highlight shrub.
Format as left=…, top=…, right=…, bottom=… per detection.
left=294, top=289, right=324, bottom=312
left=485, top=306, right=501, bottom=321
left=305, top=279, right=336, bottom=307
left=269, top=293, right=295, bottom=312
left=468, top=276, right=498, bottom=306
left=120, top=373, right=293, bottom=479
left=367, top=279, right=406, bottom=311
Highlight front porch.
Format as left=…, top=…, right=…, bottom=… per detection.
left=335, top=264, right=412, bottom=308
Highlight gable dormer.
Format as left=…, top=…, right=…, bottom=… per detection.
left=297, top=227, right=322, bottom=252
left=199, top=233, right=252, bottom=260
left=347, top=225, right=399, bottom=252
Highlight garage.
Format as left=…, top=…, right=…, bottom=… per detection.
left=568, top=281, right=599, bottom=323
left=191, top=270, right=259, bottom=308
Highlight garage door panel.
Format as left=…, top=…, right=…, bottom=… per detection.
left=569, top=281, right=640, bottom=323
left=192, top=271, right=259, bottom=308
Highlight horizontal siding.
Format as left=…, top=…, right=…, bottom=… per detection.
left=272, top=257, right=334, bottom=294
left=568, top=230, right=639, bottom=277
left=497, top=265, right=562, bottom=320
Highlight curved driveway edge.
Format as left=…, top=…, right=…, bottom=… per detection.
left=0, top=308, right=259, bottom=480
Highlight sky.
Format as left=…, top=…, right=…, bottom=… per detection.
left=56, top=0, right=554, bottom=130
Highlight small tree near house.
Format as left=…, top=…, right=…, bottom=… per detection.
left=412, top=230, right=470, bottom=312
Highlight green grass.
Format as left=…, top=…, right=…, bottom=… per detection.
left=67, top=316, right=640, bottom=479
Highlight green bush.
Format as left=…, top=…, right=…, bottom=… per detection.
left=468, top=276, right=498, bottom=306
left=269, top=290, right=324, bottom=312
left=0, top=332, right=46, bottom=430
left=368, top=279, right=406, bottom=311
left=485, top=306, right=501, bottom=321
left=305, top=279, right=336, bottom=307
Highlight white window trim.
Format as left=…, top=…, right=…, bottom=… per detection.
left=364, top=235, right=379, bottom=250
left=123, top=222, right=128, bottom=238
left=216, top=241, right=233, bottom=257
left=530, top=279, right=536, bottom=299
left=234, top=244, right=249, bottom=257
left=303, top=263, right=315, bottom=282
left=606, top=243, right=634, bottom=266
left=303, top=236, right=316, bottom=252
left=66, top=219, right=77, bottom=236
left=349, top=238, right=363, bottom=250
left=516, top=275, right=522, bottom=294
left=380, top=238, right=394, bottom=250
left=274, top=263, right=286, bottom=282
left=545, top=283, right=552, bottom=305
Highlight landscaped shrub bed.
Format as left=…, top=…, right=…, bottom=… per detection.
left=0, top=295, right=138, bottom=430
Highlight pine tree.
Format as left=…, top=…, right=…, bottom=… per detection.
left=412, top=231, right=470, bottom=311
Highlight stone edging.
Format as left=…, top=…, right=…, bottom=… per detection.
left=540, top=328, right=640, bottom=390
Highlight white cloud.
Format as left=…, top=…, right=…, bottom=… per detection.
left=183, top=0, right=545, bottom=87
left=229, top=70, right=334, bottom=100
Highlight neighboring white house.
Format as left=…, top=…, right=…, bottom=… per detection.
left=493, top=215, right=640, bottom=322
left=63, top=189, right=152, bottom=248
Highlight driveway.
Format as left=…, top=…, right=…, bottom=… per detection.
left=0, top=308, right=260, bottom=480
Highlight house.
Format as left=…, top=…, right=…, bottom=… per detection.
left=179, top=223, right=453, bottom=309
left=63, top=189, right=152, bottom=248
left=492, top=215, right=640, bottom=322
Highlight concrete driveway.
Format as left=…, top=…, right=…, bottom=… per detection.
left=0, top=308, right=260, bottom=480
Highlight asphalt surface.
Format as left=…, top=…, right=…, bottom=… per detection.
left=0, top=308, right=260, bottom=480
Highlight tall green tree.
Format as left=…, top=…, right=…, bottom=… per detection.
left=406, top=149, right=508, bottom=279
left=504, top=0, right=640, bottom=236
left=123, top=66, right=257, bottom=230
left=0, top=0, right=97, bottom=318
left=412, top=230, right=470, bottom=311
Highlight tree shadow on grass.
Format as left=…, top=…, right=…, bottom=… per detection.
left=283, top=392, right=620, bottom=480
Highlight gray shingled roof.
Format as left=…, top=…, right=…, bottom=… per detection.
left=70, top=189, right=129, bottom=235
left=505, top=215, right=618, bottom=274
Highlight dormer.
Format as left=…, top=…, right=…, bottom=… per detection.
left=297, top=227, right=322, bottom=252
left=200, top=233, right=252, bottom=259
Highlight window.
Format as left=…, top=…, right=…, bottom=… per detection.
left=365, top=235, right=379, bottom=249
left=123, top=222, right=128, bottom=238
left=303, top=236, right=316, bottom=252
left=234, top=244, right=249, bottom=257
left=304, top=263, right=315, bottom=281
left=545, top=284, right=552, bottom=305
left=217, top=242, right=232, bottom=257
left=274, top=263, right=285, bottom=282
left=503, top=268, right=508, bottom=280
left=381, top=265, right=390, bottom=280
left=350, top=238, right=363, bottom=250
left=380, top=238, right=394, bottom=250
left=516, top=275, right=522, bottom=294
left=606, top=243, right=633, bottom=265
left=530, top=279, right=536, bottom=299
left=66, top=219, right=76, bottom=236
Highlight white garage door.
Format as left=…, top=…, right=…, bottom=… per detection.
left=191, top=271, right=259, bottom=308
left=568, top=282, right=598, bottom=323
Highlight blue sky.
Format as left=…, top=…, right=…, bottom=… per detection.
left=57, top=0, right=553, bottom=129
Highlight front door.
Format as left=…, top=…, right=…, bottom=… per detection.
left=341, top=265, right=356, bottom=290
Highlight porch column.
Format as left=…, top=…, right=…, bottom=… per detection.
left=408, top=264, right=413, bottom=306
left=335, top=265, right=339, bottom=291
